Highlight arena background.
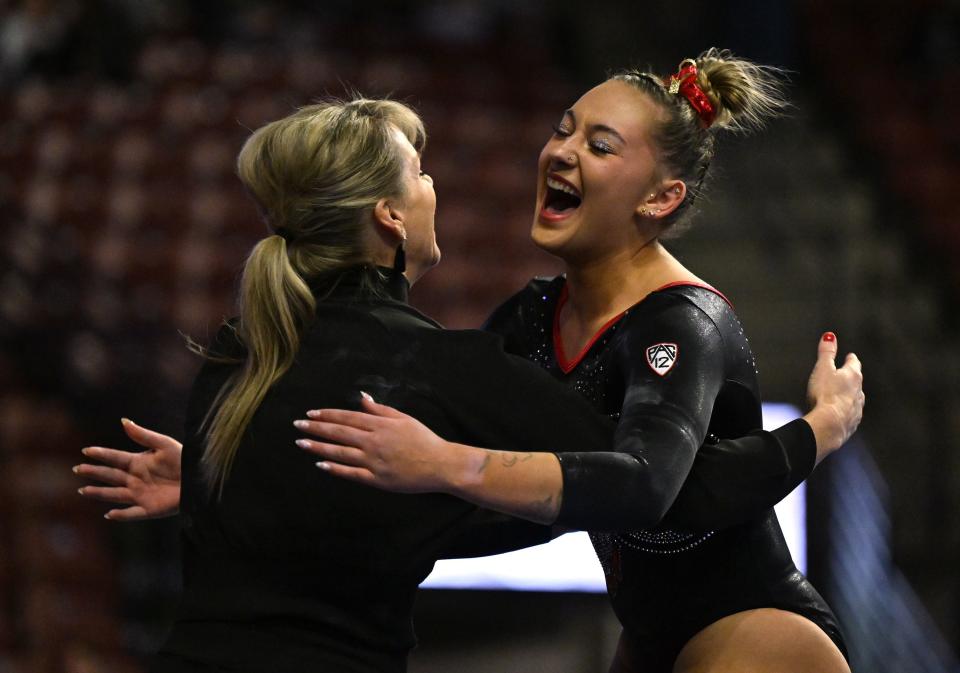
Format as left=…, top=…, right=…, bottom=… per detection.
left=1, top=0, right=959, bottom=671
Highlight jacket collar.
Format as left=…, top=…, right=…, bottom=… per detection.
left=310, top=264, right=410, bottom=304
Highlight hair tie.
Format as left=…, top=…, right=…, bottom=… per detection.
left=664, top=59, right=716, bottom=128
left=273, top=227, right=295, bottom=243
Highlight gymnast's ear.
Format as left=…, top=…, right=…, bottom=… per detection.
left=637, top=180, right=687, bottom=220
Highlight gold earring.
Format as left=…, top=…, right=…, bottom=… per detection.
left=639, top=207, right=650, bottom=217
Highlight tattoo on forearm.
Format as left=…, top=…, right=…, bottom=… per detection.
left=477, top=451, right=534, bottom=472
left=530, top=492, right=559, bottom=522
left=499, top=452, right=533, bottom=467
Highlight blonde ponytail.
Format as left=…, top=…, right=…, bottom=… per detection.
left=199, top=235, right=315, bottom=494
left=197, top=97, right=426, bottom=495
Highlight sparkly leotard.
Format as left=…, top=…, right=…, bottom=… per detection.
left=485, top=276, right=847, bottom=672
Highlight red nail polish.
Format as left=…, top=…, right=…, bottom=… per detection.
left=822, top=332, right=836, bottom=342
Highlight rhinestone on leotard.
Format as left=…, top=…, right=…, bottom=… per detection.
left=524, top=278, right=719, bottom=560
left=616, top=529, right=715, bottom=554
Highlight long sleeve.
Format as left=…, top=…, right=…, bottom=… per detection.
left=484, top=284, right=816, bottom=533
left=658, top=418, right=815, bottom=531
left=554, top=296, right=726, bottom=531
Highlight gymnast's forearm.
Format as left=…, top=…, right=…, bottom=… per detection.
left=441, top=444, right=564, bottom=525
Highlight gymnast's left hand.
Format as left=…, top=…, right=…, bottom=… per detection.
left=75, top=418, right=182, bottom=520
left=295, top=394, right=472, bottom=494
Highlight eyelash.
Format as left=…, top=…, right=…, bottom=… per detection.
left=552, top=124, right=614, bottom=155
left=590, top=140, right=614, bottom=154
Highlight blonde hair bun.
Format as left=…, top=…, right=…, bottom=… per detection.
left=692, top=48, right=789, bottom=133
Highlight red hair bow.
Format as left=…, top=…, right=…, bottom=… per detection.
left=664, top=60, right=716, bottom=128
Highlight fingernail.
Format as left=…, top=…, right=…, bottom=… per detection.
left=306, top=410, right=322, bottom=418
left=121, top=417, right=132, bottom=425
left=822, top=332, right=836, bottom=342
left=78, top=487, right=85, bottom=495
left=295, top=439, right=311, bottom=449
left=103, top=513, right=111, bottom=520
left=360, top=391, right=374, bottom=402
left=293, top=420, right=309, bottom=429
left=316, top=462, right=330, bottom=470
left=72, top=465, right=80, bottom=474
left=81, top=447, right=90, bottom=455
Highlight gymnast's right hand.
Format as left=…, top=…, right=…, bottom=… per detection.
left=803, top=332, right=865, bottom=463
left=297, top=395, right=563, bottom=523
left=295, top=394, right=463, bottom=494
left=75, top=418, right=182, bottom=520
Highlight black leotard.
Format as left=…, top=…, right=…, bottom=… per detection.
left=485, top=276, right=847, bottom=672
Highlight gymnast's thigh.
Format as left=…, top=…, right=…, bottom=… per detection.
left=671, top=608, right=850, bottom=673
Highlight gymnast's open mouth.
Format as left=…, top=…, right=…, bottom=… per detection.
left=541, top=174, right=582, bottom=219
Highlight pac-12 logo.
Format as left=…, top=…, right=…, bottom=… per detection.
left=646, top=343, right=678, bottom=376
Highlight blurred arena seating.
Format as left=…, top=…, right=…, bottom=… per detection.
left=797, top=0, right=960, bottom=660
left=803, top=0, right=960, bottom=291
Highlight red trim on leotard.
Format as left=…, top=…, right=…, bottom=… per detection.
left=553, top=284, right=628, bottom=374
left=653, top=281, right=733, bottom=309
left=551, top=280, right=733, bottom=375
